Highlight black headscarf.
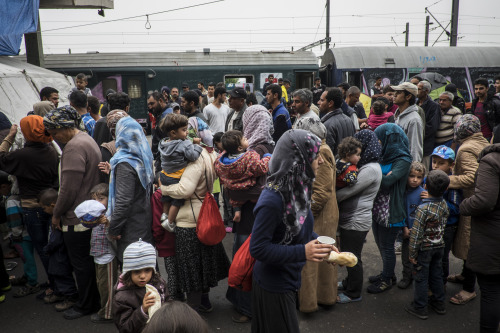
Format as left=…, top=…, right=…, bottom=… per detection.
left=267, top=129, right=322, bottom=244
left=354, top=129, right=382, bottom=168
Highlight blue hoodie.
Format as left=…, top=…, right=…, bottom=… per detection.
left=405, top=185, right=425, bottom=229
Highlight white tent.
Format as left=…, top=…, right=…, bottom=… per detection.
left=0, top=56, right=74, bottom=125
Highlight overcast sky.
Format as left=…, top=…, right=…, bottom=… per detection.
left=22, top=0, right=500, bottom=56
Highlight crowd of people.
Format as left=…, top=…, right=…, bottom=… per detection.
left=0, top=71, right=499, bottom=333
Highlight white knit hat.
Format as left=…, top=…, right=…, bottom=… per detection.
left=122, top=239, right=157, bottom=275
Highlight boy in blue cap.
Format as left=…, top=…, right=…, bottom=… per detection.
left=423, top=145, right=463, bottom=287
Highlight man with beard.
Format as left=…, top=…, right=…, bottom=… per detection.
left=40, top=87, right=60, bottom=108
left=226, top=88, right=247, bottom=132
left=318, top=87, right=355, bottom=156
left=469, top=77, right=500, bottom=141
left=435, top=91, right=462, bottom=150
left=181, top=90, right=207, bottom=123
left=291, top=88, right=319, bottom=127
left=147, top=92, right=171, bottom=166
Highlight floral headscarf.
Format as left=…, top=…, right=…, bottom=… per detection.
left=20, top=115, right=52, bottom=143
left=106, top=109, right=129, bottom=139
left=294, top=117, right=327, bottom=140
left=242, top=105, right=274, bottom=149
left=374, top=123, right=412, bottom=165
left=354, top=129, right=381, bottom=168
left=188, top=116, right=213, bottom=147
left=43, top=105, right=82, bottom=130
left=267, top=129, right=322, bottom=244
left=454, top=114, right=481, bottom=142
left=107, top=117, right=154, bottom=217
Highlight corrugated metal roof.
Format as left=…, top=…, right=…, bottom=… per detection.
left=321, top=46, right=500, bottom=69
left=17, top=51, right=318, bottom=69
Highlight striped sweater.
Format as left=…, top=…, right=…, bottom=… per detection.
left=435, top=106, right=462, bottom=144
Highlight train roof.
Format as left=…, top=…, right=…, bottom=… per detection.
left=21, top=51, right=319, bottom=69
left=321, top=46, right=500, bottom=69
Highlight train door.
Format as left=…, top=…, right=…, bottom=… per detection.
left=345, top=71, right=362, bottom=89
left=295, top=71, right=314, bottom=89
left=122, top=75, right=147, bottom=126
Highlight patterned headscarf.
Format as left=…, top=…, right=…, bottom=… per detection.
left=267, top=129, right=322, bottom=244
left=33, top=101, right=55, bottom=117
left=242, top=105, right=274, bottom=149
left=107, top=117, right=154, bottom=217
left=294, top=117, right=327, bottom=140
left=374, top=123, right=412, bottom=165
left=43, top=105, right=82, bottom=130
left=188, top=116, right=213, bottom=147
left=454, top=114, right=481, bottom=142
left=20, top=115, right=52, bottom=143
left=354, top=129, right=381, bottom=168
left=106, top=109, right=129, bottom=139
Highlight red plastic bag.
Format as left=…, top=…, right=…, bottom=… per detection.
left=228, top=235, right=255, bottom=292
left=196, top=192, right=226, bottom=246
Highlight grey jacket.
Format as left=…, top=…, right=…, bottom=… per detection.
left=336, top=163, right=382, bottom=232
left=159, top=139, right=203, bottom=174
left=321, top=108, right=356, bottom=157
left=108, top=163, right=153, bottom=261
left=225, top=103, right=248, bottom=132
left=395, top=104, right=424, bottom=162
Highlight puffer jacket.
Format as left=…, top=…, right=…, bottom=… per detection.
left=461, top=144, right=500, bottom=275
left=321, top=108, right=356, bottom=157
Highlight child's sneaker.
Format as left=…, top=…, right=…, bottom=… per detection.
left=161, top=219, right=176, bottom=233
left=429, top=300, right=446, bottom=315
left=13, top=284, right=40, bottom=298
left=405, top=303, right=429, bottom=320
left=160, top=213, right=168, bottom=222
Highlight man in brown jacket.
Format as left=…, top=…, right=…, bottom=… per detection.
left=44, top=106, right=101, bottom=320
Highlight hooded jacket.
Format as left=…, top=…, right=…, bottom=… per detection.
left=461, top=144, right=500, bottom=275
left=394, top=104, right=424, bottom=162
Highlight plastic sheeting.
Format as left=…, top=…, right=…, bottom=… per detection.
left=0, top=0, right=40, bottom=55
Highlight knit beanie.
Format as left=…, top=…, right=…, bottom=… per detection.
left=122, top=239, right=157, bottom=275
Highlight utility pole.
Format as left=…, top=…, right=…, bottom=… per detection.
left=326, top=0, right=330, bottom=49
left=24, top=15, right=45, bottom=67
left=425, top=16, right=430, bottom=46
left=450, top=0, right=459, bottom=46
left=405, top=22, right=409, bottom=46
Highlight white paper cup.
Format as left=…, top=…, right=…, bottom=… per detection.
left=317, top=236, right=336, bottom=245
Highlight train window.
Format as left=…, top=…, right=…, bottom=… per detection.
left=224, top=75, right=254, bottom=91
left=128, top=79, right=142, bottom=99
left=102, top=79, right=117, bottom=95
left=295, top=72, right=313, bottom=89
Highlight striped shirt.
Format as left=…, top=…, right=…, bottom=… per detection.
left=435, top=106, right=462, bottom=144
left=6, top=195, right=28, bottom=239
left=409, top=198, right=449, bottom=260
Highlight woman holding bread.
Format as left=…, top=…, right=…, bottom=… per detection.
left=336, top=130, right=382, bottom=303
left=250, top=129, right=337, bottom=333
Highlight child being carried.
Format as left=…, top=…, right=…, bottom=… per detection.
left=215, top=130, right=271, bottom=222
left=158, top=114, right=203, bottom=230
left=335, top=137, right=362, bottom=190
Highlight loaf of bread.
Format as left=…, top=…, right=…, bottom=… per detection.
left=326, top=251, right=358, bottom=267
left=145, top=284, right=162, bottom=322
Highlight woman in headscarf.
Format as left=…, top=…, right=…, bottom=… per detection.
left=336, top=130, right=382, bottom=303
left=33, top=101, right=55, bottom=117
left=249, top=129, right=337, bottom=333
left=107, top=117, right=155, bottom=261
left=98, top=109, right=129, bottom=183
left=188, top=116, right=213, bottom=147
left=226, top=105, right=275, bottom=323
left=294, top=118, right=340, bottom=312
left=369, top=123, right=412, bottom=294
left=0, top=111, right=12, bottom=141
left=447, top=114, right=490, bottom=305
left=0, top=115, right=58, bottom=298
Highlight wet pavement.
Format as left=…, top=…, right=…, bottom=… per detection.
left=1, top=230, right=480, bottom=333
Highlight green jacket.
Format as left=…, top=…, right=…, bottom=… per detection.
left=380, top=159, right=411, bottom=225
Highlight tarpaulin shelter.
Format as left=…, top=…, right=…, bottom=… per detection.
left=0, top=0, right=40, bottom=56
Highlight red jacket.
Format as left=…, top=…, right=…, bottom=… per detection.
left=215, top=150, right=270, bottom=190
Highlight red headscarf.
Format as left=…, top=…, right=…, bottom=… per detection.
left=20, top=115, right=52, bottom=143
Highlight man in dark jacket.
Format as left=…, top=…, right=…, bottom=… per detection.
left=147, top=92, right=171, bottom=172
left=181, top=90, right=208, bottom=123
left=469, top=77, right=500, bottom=141
left=318, top=87, right=356, bottom=156
left=99, top=89, right=116, bottom=117
left=93, top=92, right=130, bottom=146
left=311, top=77, right=326, bottom=106
left=417, top=80, right=441, bottom=169
left=265, top=84, right=291, bottom=142
left=226, top=87, right=248, bottom=132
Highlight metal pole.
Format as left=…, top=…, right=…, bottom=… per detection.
left=326, top=0, right=330, bottom=49
left=425, top=16, right=430, bottom=46
left=24, top=15, right=45, bottom=67
left=405, top=22, right=409, bottom=46
left=450, top=0, right=459, bottom=46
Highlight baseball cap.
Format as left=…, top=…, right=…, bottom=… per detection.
left=170, top=102, right=180, bottom=109
left=389, top=82, right=418, bottom=97
left=431, top=145, right=455, bottom=161
left=229, top=87, right=247, bottom=99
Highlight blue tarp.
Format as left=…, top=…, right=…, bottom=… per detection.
left=0, top=0, right=40, bottom=55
